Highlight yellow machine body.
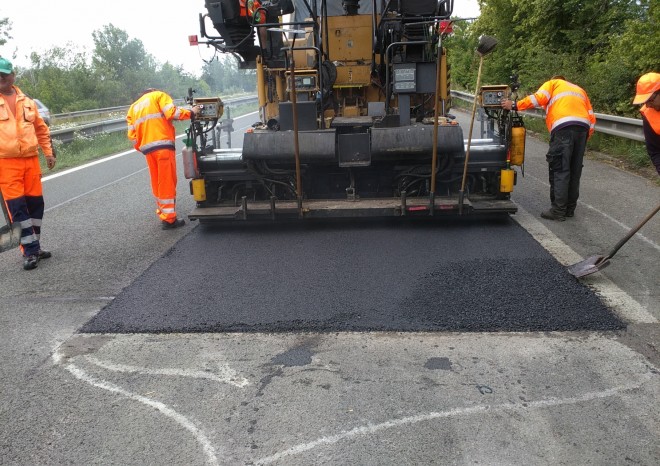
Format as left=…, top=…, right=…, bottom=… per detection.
left=191, top=178, right=207, bottom=202
left=500, top=169, right=515, bottom=193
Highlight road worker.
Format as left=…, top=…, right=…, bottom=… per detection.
left=632, top=72, right=660, bottom=176
left=0, top=57, right=56, bottom=270
left=502, top=76, right=596, bottom=221
left=240, top=0, right=265, bottom=23
left=126, top=89, right=200, bottom=229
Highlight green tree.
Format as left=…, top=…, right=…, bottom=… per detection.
left=151, top=62, right=202, bottom=101
left=17, top=45, right=99, bottom=113
left=455, top=0, right=653, bottom=115
left=201, top=56, right=257, bottom=95
left=0, top=17, right=11, bottom=48
left=586, top=0, right=659, bottom=114
left=92, top=24, right=157, bottom=104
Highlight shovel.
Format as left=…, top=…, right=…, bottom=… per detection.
left=568, top=202, right=660, bottom=278
left=0, top=191, right=22, bottom=253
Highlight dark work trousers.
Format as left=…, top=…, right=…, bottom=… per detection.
left=0, top=157, right=44, bottom=257
left=6, top=195, right=44, bottom=256
left=546, top=126, right=588, bottom=216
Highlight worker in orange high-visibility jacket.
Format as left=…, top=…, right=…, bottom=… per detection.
left=0, top=57, right=56, bottom=271
left=502, top=76, right=596, bottom=221
left=240, top=0, right=265, bottom=23
left=632, top=72, right=660, bottom=176
left=127, top=89, right=200, bottom=229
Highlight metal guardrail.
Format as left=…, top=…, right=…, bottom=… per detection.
left=52, top=92, right=645, bottom=144
left=50, top=95, right=259, bottom=144
left=53, top=104, right=135, bottom=120
left=50, top=118, right=127, bottom=143
left=450, top=90, right=645, bottom=142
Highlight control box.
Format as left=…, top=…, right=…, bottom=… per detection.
left=393, top=65, right=416, bottom=93
left=287, top=72, right=318, bottom=92
left=479, top=85, right=510, bottom=108
left=193, top=97, right=224, bottom=120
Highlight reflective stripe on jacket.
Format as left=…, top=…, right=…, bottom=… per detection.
left=516, top=79, right=596, bottom=137
left=0, top=86, right=53, bottom=159
left=126, top=90, right=192, bottom=154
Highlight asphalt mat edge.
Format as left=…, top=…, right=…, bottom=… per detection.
left=81, top=217, right=625, bottom=334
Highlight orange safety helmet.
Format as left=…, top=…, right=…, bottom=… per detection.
left=633, top=72, right=660, bottom=105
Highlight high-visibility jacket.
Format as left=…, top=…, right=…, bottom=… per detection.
left=640, top=105, right=660, bottom=175
left=240, top=0, right=265, bottom=23
left=126, top=90, right=192, bottom=155
left=516, top=79, right=596, bottom=137
left=0, top=86, right=53, bottom=159
left=641, top=105, right=660, bottom=135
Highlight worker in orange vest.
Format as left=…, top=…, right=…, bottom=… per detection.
left=0, top=57, right=56, bottom=270
left=127, top=89, right=200, bottom=229
left=502, top=76, right=596, bottom=221
left=632, top=72, right=660, bottom=176
left=240, top=0, right=265, bottom=23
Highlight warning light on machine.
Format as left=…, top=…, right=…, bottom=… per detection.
left=438, top=21, right=453, bottom=35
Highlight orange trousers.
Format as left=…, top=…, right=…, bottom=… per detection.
left=144, top=148, right=178, bottom=222
left=0, top=156, right=44, bottom=256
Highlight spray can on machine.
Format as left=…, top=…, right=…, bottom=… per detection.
left=182, top=129, right=199, bottom=179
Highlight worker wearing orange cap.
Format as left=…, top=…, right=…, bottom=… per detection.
left=632, top=72, right=660, bottom=176
left=0, top=57, right=56, bottom=270
left=127, top=89, right=200, bottom=229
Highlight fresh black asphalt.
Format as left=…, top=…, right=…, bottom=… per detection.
left=81, top=216, right=624, bottom=333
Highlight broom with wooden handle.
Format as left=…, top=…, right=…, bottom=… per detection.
left=458, top=35, right=498, bottom=214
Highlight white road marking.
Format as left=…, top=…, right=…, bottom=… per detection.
left=255, top=374, right=653, bottom=465
left=526, top=173, right=660, bottom=252
left=53, top=351, right=220, bottom=466
left=45, top=169, right=147, bottom=212
left=85, top=355, right=250, bottom=387
left=513, top=205, right=657, bottom=324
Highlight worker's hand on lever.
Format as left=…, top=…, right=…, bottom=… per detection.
left=501, top=99, right=514, bottom=111
left=192, top=105, right=202, bottom=116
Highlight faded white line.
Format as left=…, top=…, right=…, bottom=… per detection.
left=513, top=205, right=657, bottom=324
left=526, top=173, right=660, bottom=252
left=53, top=352, right=220, bottom=466
left=45, top=169, right=147, bottom=212
left=86, top=355, right=250, bottom=387
left=255, top=375, right=653, bottom=465
left=42, top=134, right=184, bottom=182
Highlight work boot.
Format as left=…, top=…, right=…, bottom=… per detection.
left=23, top=255, right=39, bottom=270
left=161, top=218, right=185, bottom=230
left=540, top=209, right=566, bottom=222
left=38, top=250, right=52, bottom=260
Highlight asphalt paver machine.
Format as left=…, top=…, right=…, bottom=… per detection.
left=184, top=0, right=525, bottom=222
